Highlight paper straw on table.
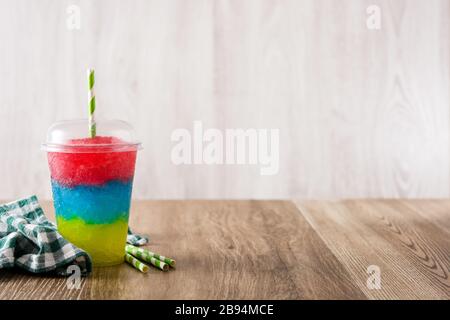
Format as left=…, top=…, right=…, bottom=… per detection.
left=87, top=68, right=96, bottom=138
left=125, top=253, right=149, bottom=273
left=126, top=244, right=173, bottom=270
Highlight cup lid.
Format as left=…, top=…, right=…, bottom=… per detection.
left=42, top=119, right=141, bottom=153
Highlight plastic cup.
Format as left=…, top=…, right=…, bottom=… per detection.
left=42, top=119, right=141, bottom=266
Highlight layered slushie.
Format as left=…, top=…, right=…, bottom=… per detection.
left=47, top=136, right=137, bottom=266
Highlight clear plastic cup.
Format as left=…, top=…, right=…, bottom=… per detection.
left=42, top=119, right=141, bottom=266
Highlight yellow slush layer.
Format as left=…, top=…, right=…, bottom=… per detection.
left=56, top=216, right=128, bottom=266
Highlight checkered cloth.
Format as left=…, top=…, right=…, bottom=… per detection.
left=0, top=195, right=148, bottom=276
left=127, top=229, right=148, bottom=246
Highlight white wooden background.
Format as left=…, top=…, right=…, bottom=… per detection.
left=0, top=0, right=448, bottom=200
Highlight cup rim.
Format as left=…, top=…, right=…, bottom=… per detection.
left=41, top=142, right=142, bottom=153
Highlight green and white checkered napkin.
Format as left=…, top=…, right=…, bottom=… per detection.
left=0, top=195, right=148, bottom=276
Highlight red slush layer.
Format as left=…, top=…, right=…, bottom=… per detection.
left=47, top=136, right=137, bottom=187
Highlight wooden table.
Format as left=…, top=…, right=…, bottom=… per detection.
left=0, top=200, right=449, bottom=300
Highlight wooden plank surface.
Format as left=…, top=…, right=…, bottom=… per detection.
left=0, top=200, right=363, bottom=300
left=1, top=199, right=449, bottom=300
left=294, top=200, right=450, bottom=300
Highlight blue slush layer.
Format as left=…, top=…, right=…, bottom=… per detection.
left=51, top=179, right=133, bottom=224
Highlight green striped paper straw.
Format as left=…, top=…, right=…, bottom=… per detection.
left=87, top=68, right=96, bottom=138
left=125, top=253, right=149, bottom=273
left=126, top=244, right=173, bottom=270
